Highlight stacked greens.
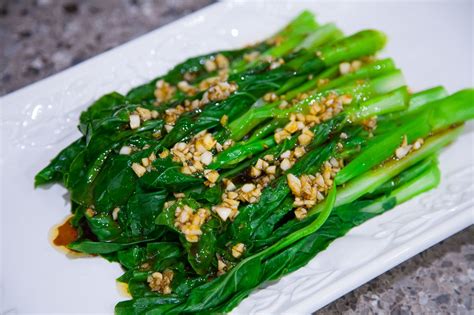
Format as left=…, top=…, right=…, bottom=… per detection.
left=35, top=11, right=473, bottom=314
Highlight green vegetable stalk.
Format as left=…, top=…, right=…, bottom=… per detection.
left=34, top=10, right=473, bottom=315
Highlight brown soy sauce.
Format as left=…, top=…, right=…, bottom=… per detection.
left=49, top=216, right=88, bottom=257
left=52, top=217, right=78, bottom=247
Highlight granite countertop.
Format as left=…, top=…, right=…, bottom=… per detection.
left=1, top=1, right=472, bottom=314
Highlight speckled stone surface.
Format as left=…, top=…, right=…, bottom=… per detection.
left=1, top=1, right=472, bottom=314
left=318, top=226, right=473, bottom=315
left=0, top=0, right=216, bottom=95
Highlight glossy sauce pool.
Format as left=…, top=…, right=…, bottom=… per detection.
left=49, top=215, right=131, bottom=297
left=49, top=215, right=87, bottom=257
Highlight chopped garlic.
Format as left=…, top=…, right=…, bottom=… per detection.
left=241, top=183, right=255, bottom=193
left=112, top=207, right=120, bottom=220
left=231, top=243, right=245, bottom=258
left=200, top=151, right=213, bottom=165
left=119, top=146, right=132, bottom=155
left=214, top=206, right=232, bottom=221
left=129, top=114, right=140, bottom=129
left=280, top=158, right=292, bottom=171
left=339, top=62, right=351, bottom=74
left=287, top=173, right=302, bottom=196
left=131, top=162, right=146, bottom=177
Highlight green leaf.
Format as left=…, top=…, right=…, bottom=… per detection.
left=86, top=213, right=122, bottom=241
left=94, top=155, right=138, bottom=212
left=182, top=220, right=218, bottom=275
left=68, top=240, right=129, bottom=254
left=140, top=167, right=203, bottom=191
left=79, top=92, right=127, bottom=135
left=123, top=190, right=168, bottom=237
left=35, top=137, right=85, bottom=187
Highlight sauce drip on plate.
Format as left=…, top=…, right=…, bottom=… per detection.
left=49, top=215, right=88, bottom=257
left=53, top=217, right=78, bottom=247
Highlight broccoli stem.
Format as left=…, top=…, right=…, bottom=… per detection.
left=361, top=161, right=440, bottom=213
left=347, top=86, right=409, bottom=121
left=228, top=70, right=404, bottom=141
left=314, top=126, right=463, bottom=214
left=376, top=86, right=450, bottom=134
left=336, top=89, right=474, bottom=185
left=297, top=23, right=344, bottom=50
left=317, top=30, right=387, bottom=66
left=408, top=86, right=448, bottom=112
left=320, top=58, right=397, bottom=91
left=365, top=156, right=437, bottom=197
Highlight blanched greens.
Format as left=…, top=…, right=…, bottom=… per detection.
left=36, top=10, right=474, bottom=314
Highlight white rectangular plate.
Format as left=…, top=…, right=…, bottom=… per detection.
left=1, top=0, right=472, bottom=314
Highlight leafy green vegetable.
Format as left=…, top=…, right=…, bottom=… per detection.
left=35, top=11, right=472, bottom=315
left=336, top=89, right=473, bottom=185
left=123, top=190, right=168, bottom=237
left=35, top=137, right=85, bottom=187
